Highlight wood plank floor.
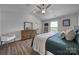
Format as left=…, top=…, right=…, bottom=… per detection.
left=0, top=39, right=39, bottom=55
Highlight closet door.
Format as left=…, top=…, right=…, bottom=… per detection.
left=44, top=23, right=48, bottom=33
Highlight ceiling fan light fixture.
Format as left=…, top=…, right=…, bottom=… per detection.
left=42, top=10, right=45, bottom=14
left=36, top=4, right=51, bottom=14
left=42, top=9, right=46, bottom=14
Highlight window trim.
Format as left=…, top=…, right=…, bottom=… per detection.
left=50, top=21, right=58, bottom=32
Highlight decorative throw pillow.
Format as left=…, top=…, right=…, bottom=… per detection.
left=60, top=31, right=65, bottom=39
left=75, top=30, right=79, bottom=45
left=65, top=29, right=76, bottom=41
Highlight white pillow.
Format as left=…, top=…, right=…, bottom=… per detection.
left=65, top=29, right=76, bottom=41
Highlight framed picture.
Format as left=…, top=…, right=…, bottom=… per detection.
left=24, top=22, right=33, bottom=30
left=63, top=19, right=70, bottom=26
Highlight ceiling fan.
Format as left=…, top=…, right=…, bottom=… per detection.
left=36, top=4, right=51, bottom=14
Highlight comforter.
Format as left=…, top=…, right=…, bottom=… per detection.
left=46, top=33, right=79, bottom=55
left=32, top=32, right=57, bottom=55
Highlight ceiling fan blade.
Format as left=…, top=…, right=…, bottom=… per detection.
left=36, top=5, right=41, bottom=10
left=46, top=4, right=51, bottom=9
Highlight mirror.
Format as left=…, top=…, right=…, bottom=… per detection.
left=24, top=22, right=33, bottom=30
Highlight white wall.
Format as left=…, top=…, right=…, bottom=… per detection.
left=42, top=13, right=78, bottom=32
left=0, top=10, right=1, bottom=36
left=24, top=15, right=42, bottom=34
left=1, top=10, right=42, bottom=35
left=78, top=12, right=79, bottom=26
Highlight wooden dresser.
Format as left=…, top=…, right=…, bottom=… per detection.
left=21, top=30, right=37, bottom=40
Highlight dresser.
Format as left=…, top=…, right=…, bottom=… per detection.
left=21, top=30, right=37, bottom=40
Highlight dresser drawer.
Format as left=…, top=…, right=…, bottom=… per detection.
left=21, top=30, right=37, bottom=40
left=22, top=34, right=31, bottom=39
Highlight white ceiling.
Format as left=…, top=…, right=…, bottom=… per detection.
left=0, top=4, right=79, bottom=20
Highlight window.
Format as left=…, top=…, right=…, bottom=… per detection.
left=50, top=21, right=58, bottom=32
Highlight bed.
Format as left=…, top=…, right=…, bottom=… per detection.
left=32, top=32, right=57, bottom=55
left=32, top=31, right=79, bottom=55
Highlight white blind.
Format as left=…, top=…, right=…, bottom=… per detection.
left=50, top=21, right=58, bottom=27
left=50, top=21, right=58, bottom=32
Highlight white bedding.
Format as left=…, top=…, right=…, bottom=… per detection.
left=32, top=32, right=57, bottom=55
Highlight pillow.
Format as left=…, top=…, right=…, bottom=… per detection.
left=60, top=31, right=65, bottom=39
left=76, top=33, right=79, bottom=45
left=65, top=29, right=76, bottom=41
